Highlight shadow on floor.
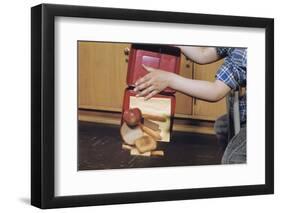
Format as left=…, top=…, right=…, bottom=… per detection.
left=19, top=197, right=30, bottom=205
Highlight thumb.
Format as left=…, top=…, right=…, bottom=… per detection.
left=142, top=64, right=155, bottom=72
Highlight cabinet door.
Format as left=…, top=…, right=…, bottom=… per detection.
left=78, top=42, right=129, bottom=112
left=175, top=55, right=193, bottom=116
left=193, top=59, right=227, bottom=120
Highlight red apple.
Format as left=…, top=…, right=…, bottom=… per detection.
left=123, top=108, right=142, bottom=128
left=131, top=108, right=142, bottom=120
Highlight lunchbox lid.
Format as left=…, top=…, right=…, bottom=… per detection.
left=131, top=43, right=181, bottom=56
left=126, top=44, right=181, bottom=94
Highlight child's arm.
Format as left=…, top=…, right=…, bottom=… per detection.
left=169, top=73, right=230, bottom=102
left=176, top=46, right=221, bottom=64
left=134, top=65, right=230, bottom=101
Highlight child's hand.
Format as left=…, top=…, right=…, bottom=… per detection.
left=134, top=64, right=173, bottom=100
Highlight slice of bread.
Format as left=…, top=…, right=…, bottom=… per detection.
left=135, top=135, right=157, bottom=153
left=120, top=122, right=143, bottom=145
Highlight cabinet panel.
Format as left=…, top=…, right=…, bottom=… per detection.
left=175, top=55, right=193, bottom=115
left=193, top=59, right=227, bottom=119
left=78, top=42, right=129, bottom=111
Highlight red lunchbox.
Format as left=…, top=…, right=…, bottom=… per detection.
left=126, top=44, right=181, bottom=94
left=121, top=89, right=176, bottom=142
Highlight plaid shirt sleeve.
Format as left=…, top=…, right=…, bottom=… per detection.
left=215, top=48, right=247, bottom=124
left=216, top=61, right=240, bottom=90
left=216, top=47, right=229, bottom=58
left=215, top=48, right=247, bottom=91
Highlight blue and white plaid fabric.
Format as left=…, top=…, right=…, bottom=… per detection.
left=216, top=47, right=247, bottom=124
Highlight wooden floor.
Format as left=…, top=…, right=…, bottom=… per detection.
left=78, top=121, right=224, bottom=170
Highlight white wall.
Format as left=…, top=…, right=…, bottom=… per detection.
left=0, top=0, right=279, bottom=212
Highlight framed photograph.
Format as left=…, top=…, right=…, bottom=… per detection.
left=31, top=3, right=274, bottom=209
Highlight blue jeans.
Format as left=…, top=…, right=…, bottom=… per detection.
left=214, top=114, right=246, bottom=164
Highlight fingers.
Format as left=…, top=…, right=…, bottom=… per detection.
left=144, top=90, right=159, bottom=100
left=135, top=65, right=155, bottom=87
left=135, top=75, right=149, bottom=87
left=136, top=85, right=160, bottom=101
left=133, top=65, right=159, bottom=100
left=134, top=79, right=152, bottom=92
left=136, top=85, right=155, bottom=97
left=142, top=64, right=155, bottom=72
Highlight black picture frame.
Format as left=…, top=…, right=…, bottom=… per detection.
left=31, top=3, right=274, bottom=209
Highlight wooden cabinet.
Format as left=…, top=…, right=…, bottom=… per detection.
left=78, top=41, right=129, bottom=112
left=175, top=56, right=193, bottom=116
left=193, top=60, right=227, bottom=119
left=78, top=42, right=226, bottom=121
